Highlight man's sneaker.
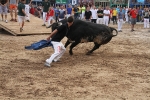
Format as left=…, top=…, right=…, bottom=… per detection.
left=42, top=24, right=46, bottom=26
left=14, top=19, right=17, bottom=22
left=26, top=20, right=30, bottom=22
left=20, top=27, right=23, bottom=32
left=10, top=19, right=14, bottom=21
left=46, top=25, right=51, bottom=28
left=44, top=62, right=51, bottom=67
left=5, top=20, right=8, bottom=23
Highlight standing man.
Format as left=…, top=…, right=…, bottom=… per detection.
left=81, top=5, right=85, bottom=19
left=25, top=0, right=32, bottom=22
left=42, top=0, right=50, bottom=26
left=0, top=0, right=8, bottom=23
left=117, top=7, right=124, bottom=32
left=66, top=4, right=72, bottom=18
left=59, top=5, right=66, bottom=21
left=143, top=8, right=149, bottom=28
left=45, top=16, right=74, bottom=67
left=47, top=6, right=55, bottom=28
left=73, top=5, right=78, bottom=19
left=125, top=7, right=128, bottom=23
left=9, top=0, right=18, bottom=22
left=84, top=6, right=92, bottom=21
left=97, top=6, right=103, bottom=24
left=112, top=7, right=117, bottom=25
left=90, top=5, right=97, bottom=23
left=17, top=0, right=27, bottom=32
left=103, top=6, right=110, bottom=26
left=130, top=7, right=137, bottom=32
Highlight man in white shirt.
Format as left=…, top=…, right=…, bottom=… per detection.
left=103, top=6, right=110, bottom=26
left=90, top=6, right=97, bottom=23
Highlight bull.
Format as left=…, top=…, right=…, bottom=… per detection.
left=49, top=19, right=118, bottom=55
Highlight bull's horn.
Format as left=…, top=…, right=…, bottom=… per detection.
left=110, top=27, right=118, bottom=37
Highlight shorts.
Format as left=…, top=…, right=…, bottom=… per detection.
left=131, top=18, right=136, bottom=25
left=18, top=15, right=25, bottom=23
left=9, top=4, right=17, bottom=10
left=0, top=5, right=8, bottom=14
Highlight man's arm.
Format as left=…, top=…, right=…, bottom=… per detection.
left=47, top=29, right=58, bottom=41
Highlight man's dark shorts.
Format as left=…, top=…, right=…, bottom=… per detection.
left=131, top=18, right=136, bottom=25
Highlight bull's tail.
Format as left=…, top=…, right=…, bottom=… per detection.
left=110, top=27, right=118, bottom=37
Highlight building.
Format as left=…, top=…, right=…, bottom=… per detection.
left=110, top=0, right=128, bottom=7
left=129, top=0, right=150, bottom=8
left=94, top=0, right=110, bottom=7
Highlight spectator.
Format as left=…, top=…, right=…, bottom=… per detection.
left=24, top=0, right=32, bottom=22
left=46, top=6, right=54, bottom=28
left=0, top=0, right=8, bottom=23
left=9, top=0, right=18, bottom=22
left=130, top=7, right=137, bottom=32
left=97, top=6, right=103, bottom=24
left=73, top=5, right=78, bottom=19
left=66, top=4, right=72, bottom=18
left=103, top=6, right=110, bottom=26
left=17, top=0, right=27, bottom=32
left=59, top=5, right=66, bottom=21
left=143, top=8, right=149, bottom=28
left=112, top=7, right=117, bottom=25
left=84, top=6, right=92, bottom=21
left=117, top=7, right=124, bottom=32
left=77, top=5, right=82, bottom=19
left=81, top=5, right=86, bottom=19
left=42, top=0, right=50, bottom=26
left=55, top=6, right=59, bottom=22
left=90, top=5, right=97, bottom=23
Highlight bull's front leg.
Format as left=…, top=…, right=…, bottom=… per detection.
left=64, top=39, right=71, bottom=48
left=86, top=42, right=101, bottom=55
left=69, top=41, right=80, bottom=55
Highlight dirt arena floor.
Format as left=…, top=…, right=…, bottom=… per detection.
left=0, top=23, right=150, bottom=100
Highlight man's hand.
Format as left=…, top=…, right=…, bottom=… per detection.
left=47, top=37, right=51, bottom=41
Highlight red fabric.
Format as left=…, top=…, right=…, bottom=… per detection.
left=30, top=8, right=35, bottom=15
left=130, top=9, right=137, bottom=18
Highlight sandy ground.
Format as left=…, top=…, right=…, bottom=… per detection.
left=0, top=23, right=150, bottom=100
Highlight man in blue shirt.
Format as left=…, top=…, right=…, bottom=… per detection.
left=66, top=4, right=72, bottom=18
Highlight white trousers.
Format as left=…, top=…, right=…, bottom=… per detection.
left=43, top=12, right=47, bottom=24
left=118, top=19, right=123, bottom=31
left=144, top=18, right=149, bottom=28
left=103, top=17, right=109, bottom=26
left=25, top=4, right=30, bottom=20
left=81, top=12, right=85, bottom=19
left=97, top=18, right=103, bottom=24
left=125, top=13, right=128, bottom=22
left=46, top=41, right=66, bottom=64
left=47, top=16, right=53, bottom=26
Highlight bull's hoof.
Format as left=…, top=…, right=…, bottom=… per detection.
left=69, top=51, right=73, bottom=55
left=86, top=52, right=92, bottom=55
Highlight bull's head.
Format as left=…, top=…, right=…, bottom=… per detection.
left=51, top=22, right=62, bottom=31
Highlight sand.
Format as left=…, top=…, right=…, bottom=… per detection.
left=0, top=23, right=150, bottom=100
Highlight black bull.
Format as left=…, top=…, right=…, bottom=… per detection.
left=49, top=19, right=118, bottom=55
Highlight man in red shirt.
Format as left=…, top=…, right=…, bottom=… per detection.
left=47, top=6, right=55, bottom=28
left=130, top=7, right=137, bottom=32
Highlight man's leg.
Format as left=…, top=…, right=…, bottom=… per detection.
left=53, top=42, right=66, bottom=62
left=10, top=5, right=14, bottom=21
left=42, top=12, right=46, bottom=26
left=46, top=42, right=65, bottom=65
left=25, top=4, right=30, bottom=21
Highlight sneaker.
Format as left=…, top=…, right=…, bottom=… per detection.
left=42, top=24, right=46, bottom=26
left=131, top=29, right=134, bottom=32
left=5, top=20, right=8, bottom=23
left=20, top=27, right=23, bottom=32
left=44, top=62, right=51, bottom=67
left=14, top=19, right=17, bottom=22
left=10, top=19, right=14, bottom=21
left=26, top=20, right=30, bottom=22
left=46, top=25, right=51, bottom=28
